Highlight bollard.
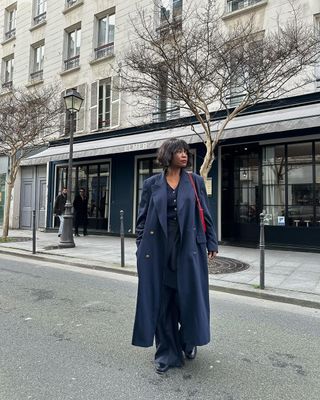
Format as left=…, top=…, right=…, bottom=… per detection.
left=259, top=212, right=265, bottom=289
left=32, top=209, right=36, bottom=254
left=120, top=210, right=125, bottom=268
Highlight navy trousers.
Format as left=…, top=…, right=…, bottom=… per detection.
left=155, top=219, right=194, bottom=366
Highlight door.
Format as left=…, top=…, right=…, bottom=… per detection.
left=20, top=181, right=34, bottom=228
left=37, top=179, right=46, bottom=228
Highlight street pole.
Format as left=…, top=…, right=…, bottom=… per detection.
left=259, top=212, right=265, bottom=289
left=32, top=209, right=36, bottom=254
left=58, top=88, right=83, bottom=248
left=59, top=112, right=75, bottom=248
left=120, top=210, right=125, bottom=268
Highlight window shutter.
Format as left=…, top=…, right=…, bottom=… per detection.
left=60, top=90, right=67, bottom=136
left=77, top=83, right=86, bottom=132
left=90, top=81, right=98, bottom=131
left=111, top=76, right=120, bottom=127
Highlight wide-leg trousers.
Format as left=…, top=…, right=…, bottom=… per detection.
left=154, top=219, right=194, bottom=366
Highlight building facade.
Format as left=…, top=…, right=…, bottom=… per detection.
left=1, top=0, right=320, bottom=250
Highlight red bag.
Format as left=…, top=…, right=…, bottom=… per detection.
left=188, top=173, right=207, bottom=233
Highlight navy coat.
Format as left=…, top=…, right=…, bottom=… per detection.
left=132, top=170, right=218, bottom=348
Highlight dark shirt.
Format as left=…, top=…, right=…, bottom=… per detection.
left=167, top=182, right=179, bottom=221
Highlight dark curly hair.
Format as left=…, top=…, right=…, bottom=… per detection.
left=156, top=138, right=192, bottom=169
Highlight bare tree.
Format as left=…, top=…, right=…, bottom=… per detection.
left=120, top=0, right=320, bottom=179
left=0, top=85, right=62, bottom=239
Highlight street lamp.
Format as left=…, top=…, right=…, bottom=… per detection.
left=59, top=88, right=83, bottom=248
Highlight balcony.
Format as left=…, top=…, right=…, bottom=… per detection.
left=5, top=29, right=16, bottom=40
left=64, top=55, right=80, bottom=71
left=2, top=81, right=13, bottom=90
left=34, top=12, right=46, bottom=25
left=94, top=42, right=114, bottom=60
left=30, top=70, right=43, bottom=82
left=226, top=0, right=265, bottom=13
left=65, top=0, right=79, bottom=8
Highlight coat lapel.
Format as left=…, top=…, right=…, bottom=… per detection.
left=151, top=172, right=168, bottom=238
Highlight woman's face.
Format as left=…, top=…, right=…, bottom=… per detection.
left=170, top=148, right=188, bottom=168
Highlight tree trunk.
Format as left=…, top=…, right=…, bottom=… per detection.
left=2, top=182, right=13, bottom=239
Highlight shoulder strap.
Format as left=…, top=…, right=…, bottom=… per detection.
left=188, top=173, right=202, bottom=210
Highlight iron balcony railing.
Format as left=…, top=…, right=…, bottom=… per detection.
left=34, top=12, right=46, bottom=25
left=94, top=42, right=114, bottom=59
left=5, top=28, right=16, bottom=40
left=2, top=81, right=13, bottom=89
left=64, top=55, right=80, bottom=71
left=226, top=0, right=265, bottom=13
left=65, top=0, right=78, bottom=8
left=30, top=70, right=43, bottom=82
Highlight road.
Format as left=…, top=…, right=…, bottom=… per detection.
left=0, top=254, right=319, bottom=400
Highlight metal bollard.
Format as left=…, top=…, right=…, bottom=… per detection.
left=120, top=210, right=125, bottom=268
left=259, top=212, right=265, bottom=289
left=32, top=209, right=36, bottom=254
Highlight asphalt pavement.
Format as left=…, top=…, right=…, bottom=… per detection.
left=1, top=255, right=319, bottom=400
left=0, top=229, right=320, bottom=309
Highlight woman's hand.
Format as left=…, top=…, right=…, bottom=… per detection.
left=208, top=251, right=217, bottom=260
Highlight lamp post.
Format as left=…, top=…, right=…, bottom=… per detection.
left=59, top=88, right=83, bottom=248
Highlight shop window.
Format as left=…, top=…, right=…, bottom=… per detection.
left=55, top=162, right=110, bottom=230
left=262, top=142, right=319, bottom=227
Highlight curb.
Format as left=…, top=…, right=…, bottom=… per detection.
left=1, top=247, right=320, bottom=310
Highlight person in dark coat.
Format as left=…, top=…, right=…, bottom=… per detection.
left=53, top=187, right=67, bottom=237
left=132, top=138, right=218, bottom=374
left=73, top=188, right=88, bottom=236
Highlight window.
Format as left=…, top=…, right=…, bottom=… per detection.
left=97, top=77, right=120, bottom=129
left=95, top=13, right=115, bottom=59
left=30, top=43, right=44, bottom=81
left=64, top=26, right=81, bottom=70
left=33, top=0, right=46, bottom=25
left=159, top=0, right=182, bottom=25
left=153, top=67, right=180, bottom=122
left=5, top=6, right=16, bottom=40
left=263, top=142, right=320, bottom=227
left=226, top=0, right=265, bottom=13
left=90, top=78, right=120, bottom=131
left=2, top=55, right=14, bottom=89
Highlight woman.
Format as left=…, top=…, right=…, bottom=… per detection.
left=73, top=188, right=88, bottom=236
left=132, top=138, right=218, bottom=374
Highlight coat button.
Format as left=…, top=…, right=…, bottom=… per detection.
left=145, top=254, right=150, bottom=259
left=150, top=231, right=154, bottom=235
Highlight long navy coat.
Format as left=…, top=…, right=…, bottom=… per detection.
left=132, top=170, right=218, bottom=348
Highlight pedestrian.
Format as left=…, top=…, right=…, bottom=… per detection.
left=73, top=188, right=88, bottom=236
left=53, top=187, right=67, bottom=237
left=132, top=138, right=218, bottom=374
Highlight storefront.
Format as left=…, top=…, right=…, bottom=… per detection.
left=221, top=138, right=320, bottom=250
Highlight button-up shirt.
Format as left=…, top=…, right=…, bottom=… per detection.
left=167, top=183, right=179, bottom=221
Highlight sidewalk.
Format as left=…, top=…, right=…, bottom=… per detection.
left=1, top=229, right=320, bottom=309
